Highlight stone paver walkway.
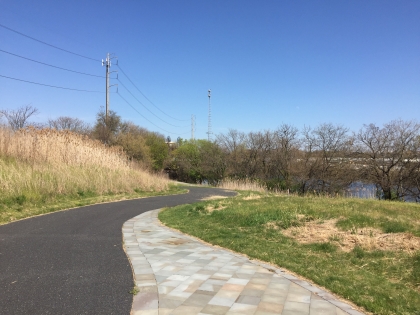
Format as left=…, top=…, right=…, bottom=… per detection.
left=122, top=210, right=366, bottom=315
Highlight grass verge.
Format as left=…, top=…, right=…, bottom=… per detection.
left=0, top=183, right=186, bottom=225
left=159, top=191, right=420, bottom=315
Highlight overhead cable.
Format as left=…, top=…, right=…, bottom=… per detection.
left=0, top=74, right=104, bottom=92
left=117, top=92, right=189, bottom=135
left=0, top=23, right=100, bottom=62
left=0, top=49, right=104, bottom=78
left=117, top=79, right=187, bottom=128
left=116, top=64, right=189, bottom=122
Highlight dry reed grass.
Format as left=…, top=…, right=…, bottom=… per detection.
left=281, top=219, right=420, bottom=253
left=217, top=179, right=267, bottom=192
left=0, top=127, right=127, bottom=168
left=201, top=195, right=229, bottom=200
left=0, top=127, right=170, bottom=199
left=243, top=194, right=262, bottom=200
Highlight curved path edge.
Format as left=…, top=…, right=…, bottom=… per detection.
left=123, top=209, right=367, bottom=315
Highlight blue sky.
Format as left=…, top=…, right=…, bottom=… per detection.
left=0, top=0, right=419, bottom=140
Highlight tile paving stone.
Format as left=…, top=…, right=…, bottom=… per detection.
left=283, top=301, right=309, bottom=314
left=227, top=303, right=258, bottom=315
left=123, top=210, right=367, bottom=315
left=236, top=294, right=261, bottom=305
left=261, top=294, right=286, bottom=305
left=201, top=304, right=232, bottom=314
left=310, top=299, right=338, bottom=315
left=256, top=301, right=284, bottom=313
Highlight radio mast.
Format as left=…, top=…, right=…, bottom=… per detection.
left=207, top=89, right=212, bottom=141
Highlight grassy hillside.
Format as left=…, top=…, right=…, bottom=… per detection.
left=160, top=191, right=420, bottom=315
left=0, top=127, right=182, bottom=224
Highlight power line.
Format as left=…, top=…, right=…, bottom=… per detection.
left=116, top=64, right=189, bottom=122
left=117, top=92, right=189, bottom=135
left=117, top=79, right=187, bottom=128
left=0, top=23, right=100, bottom=62
left=0, top=49, right=105, bottom=78
left=0, top=74, right=104, bottom=92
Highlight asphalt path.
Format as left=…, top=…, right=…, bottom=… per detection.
left=0, top=187, right=236, bottom=315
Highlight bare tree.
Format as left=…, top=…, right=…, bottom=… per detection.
left=48, top=116, right=90, bottom=134
left=216, top=129, right=247, bottom=178
left=0, top=105, right=39, bottom=130
left=269, top=124, right=300, bottom=190
left=356, top=120, right=420, bottom=200
left=296, top=123, right=354, bottom=194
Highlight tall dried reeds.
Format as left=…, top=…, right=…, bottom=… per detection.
left=216, top=179, right=267, bottom=192
left=0, top=127, right=170, bottom=200
left=0, top=127, right=129, bottom=168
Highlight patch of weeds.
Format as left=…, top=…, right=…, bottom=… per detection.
left=336, top=214, right=376, bottom=230
left=368, top=250, right=385, bottom=259
left=301, top=215, right=315, bottom=222
left=1, top=195, right=28, bottom=208
left=40, top=195, right=48, bottom=204
left=324, top=274, right=341, bottom=286
left=133, top=188, right=141, bottom=193
left=352, top=246, right=365, bottom=259
left=187, top=204, right=208, bottom=215
left=411, top=252, right=420, bottom=285
left=76, top=189, right=96, bottom=198
left=329, top=234, right=343, bottom=242
left=129, top=286, right=139, bottom=295
left=308, top=242, right=337, bottom=253
left=276, top=218, right=300, bottom=229
left=15, top=195, right=27, bottom=205
left=380, top=219, right=409, bottom=233
left=195, top=205, right=206, bottom=212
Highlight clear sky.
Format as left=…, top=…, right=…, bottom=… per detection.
left=0, top=0, right=419, bottom=140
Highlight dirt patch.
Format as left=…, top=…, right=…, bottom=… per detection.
left=243, top=194, right=261, bottom=200
left=281, top=219, right=420, bottom=253
left=201, top=195, right=229, bottom=201
left=205, top=205, right=227, bottom=213
left=265, top=222, right=279, bottom=230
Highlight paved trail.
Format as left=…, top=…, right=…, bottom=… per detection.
left=0, top=187, right=235, bottom=315
left=124, top=211, right=365, bottom=315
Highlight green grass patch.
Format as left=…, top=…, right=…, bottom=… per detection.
left=159, top=192, right=420, bottom=315
left=0, top=184, right=186, bottom=225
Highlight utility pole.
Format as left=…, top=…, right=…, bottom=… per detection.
left=102, top=53, right=111, bottom=122
left=102, top=53, right=118, bottom=123
left=191, top=114, right=196, bottom=140
left=207, top=89, right=212, bottom=141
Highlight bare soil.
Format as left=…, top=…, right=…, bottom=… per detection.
left=280, top=219, right=420, bottom=252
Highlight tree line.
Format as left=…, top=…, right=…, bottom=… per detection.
left=166, top=121, right=420, bottom=201
left=2, top=105, right=420, bottom=201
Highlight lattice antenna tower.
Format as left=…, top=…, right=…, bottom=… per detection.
left=207, top=89, right=212, bottom=141
left=191, top=114, right=196, bottom=140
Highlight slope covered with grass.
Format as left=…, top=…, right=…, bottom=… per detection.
left=160, top=192, right=420, bottom=315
